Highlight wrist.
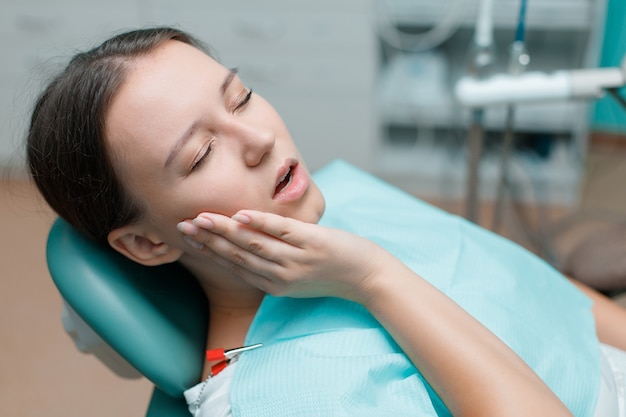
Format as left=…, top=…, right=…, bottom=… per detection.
left=351, top=247, right=411, bottom=307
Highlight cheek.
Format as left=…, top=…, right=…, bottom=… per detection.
left=176, top=179, right=256, bottom=219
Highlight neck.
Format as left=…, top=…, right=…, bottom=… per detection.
left=180, top=254, right=265, bottom=350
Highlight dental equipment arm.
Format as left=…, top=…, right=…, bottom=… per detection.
left=455, top=57, right=626, bottom=108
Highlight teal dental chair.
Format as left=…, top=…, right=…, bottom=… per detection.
left=46, top=218, right=208, bottom=416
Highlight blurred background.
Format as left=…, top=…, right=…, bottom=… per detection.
left=1, top=0, right=625, bottom=415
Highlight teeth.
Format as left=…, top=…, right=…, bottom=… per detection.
left=283, top=174, right=292, bottom=187
left=275, top=167, right=292, bottom=194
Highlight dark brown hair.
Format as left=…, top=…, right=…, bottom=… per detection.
left=27, top=27, right=210, bottom=243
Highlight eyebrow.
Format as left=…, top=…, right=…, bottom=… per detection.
left=221, top=67, right=238, bottom=95
left=164, top=68, right=239, bottom=169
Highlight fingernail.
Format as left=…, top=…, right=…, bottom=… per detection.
left=232, top=213, right=251, bottom=224
left=177, top=221, right=198, bottom=235
left=184, top=236, right=204, bottom=250
left=192, top=217, right=214, bottom=229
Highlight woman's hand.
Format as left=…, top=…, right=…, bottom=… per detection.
left=177, top=209, right=390, bottom=301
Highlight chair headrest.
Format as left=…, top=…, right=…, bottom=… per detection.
left=46, top=218, right=208, bottom=397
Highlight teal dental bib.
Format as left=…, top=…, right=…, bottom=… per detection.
left=231, top=160, right=600, bottom=416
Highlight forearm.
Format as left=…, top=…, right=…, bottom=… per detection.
left=359, top=256, right=573, bottom=417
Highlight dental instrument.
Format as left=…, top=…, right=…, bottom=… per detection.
left=206, top=344, right=264, bottom=376
left=492, top=0, right=529, bottom=233
left=465, top=0, right=495, bottom=223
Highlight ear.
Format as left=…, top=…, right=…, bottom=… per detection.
left=108, top=224, right=183, bottom=267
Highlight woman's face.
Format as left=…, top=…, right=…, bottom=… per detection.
left=105, top=40, right=325, bottom=256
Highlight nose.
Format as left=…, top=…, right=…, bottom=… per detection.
left=229, top=120, right=276, bottom=167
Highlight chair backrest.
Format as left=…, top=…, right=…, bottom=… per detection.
left=46, top=218, right=208, bottom=398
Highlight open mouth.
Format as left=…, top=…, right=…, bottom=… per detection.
left=274, top=166, right=293, bottom=196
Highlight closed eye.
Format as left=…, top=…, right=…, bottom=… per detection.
left=233, top=89, right=253, bottom=112
left=190, top=140, right=213, bottom=173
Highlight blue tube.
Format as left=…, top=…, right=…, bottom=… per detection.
left=515, top=0, right=528, bottom=42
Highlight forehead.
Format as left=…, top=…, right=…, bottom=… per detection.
left=108, top=40, right=224, bottom=130
left=104, top=41, right=225, bottom=166
left=118, top=40, right=223, bottom=101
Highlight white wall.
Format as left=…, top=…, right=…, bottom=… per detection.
left=0, top=0, right=377, bottom=173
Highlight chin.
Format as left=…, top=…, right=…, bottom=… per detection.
left=312, top=199, right=325, bottom=224
left=298, top=181, right=325, bottom=224
left=302, top=193, right=326, bottom=224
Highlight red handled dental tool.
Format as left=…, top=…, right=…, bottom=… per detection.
left=206, top=343, right=263, bottom=376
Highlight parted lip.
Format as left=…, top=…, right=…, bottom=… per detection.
left=273, top=158, right=297, bottom=196
left=271, top=157, right=310, bottom=203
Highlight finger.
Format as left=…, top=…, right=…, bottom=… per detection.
left=189, top=213, right=297, bottom=264
left=201, top=247, right=279, bottom=295
left=182, top=220, right=287, bottom=283
left=183, top=233, right=290, bottom=296
left=231, top=210, right=313, bottom=248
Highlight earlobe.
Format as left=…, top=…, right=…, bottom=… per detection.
left=108, top=226, right=183, bottom=266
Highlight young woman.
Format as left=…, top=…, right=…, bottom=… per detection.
left=26, top=27, right=626, bottom=416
